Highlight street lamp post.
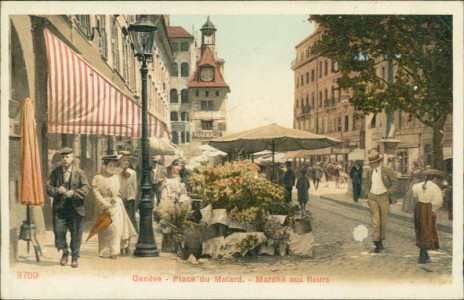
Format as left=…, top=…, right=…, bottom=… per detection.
left=129, top=15, right=159, bottom=257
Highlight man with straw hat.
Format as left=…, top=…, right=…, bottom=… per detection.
left=46, top=147, right=90, bottom=268
left=412, top=168, right=445, bottom=264
left=364, top=150, right=399, bottom=253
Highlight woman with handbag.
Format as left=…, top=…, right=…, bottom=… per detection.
left=92, top=155, right=137, bottom=258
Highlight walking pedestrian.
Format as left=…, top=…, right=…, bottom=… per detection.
left=312, top=162, right=323, bottom=190
left=179, top=159, right=191, bottom=192
left=402, top=161, right=423, bottom=214
left=117, top=151, right=138, bottom=254
left=413, top=169, right=445, bottom=264
left=349, top=160, right=363, bottom=203
left=296, top=169, right=310, bottom=211
left=92, top=154, right=137, bottom=258
left=46, top=147, right=90, bottom=268
left=364, top=151, right=399, bottom=253
left=150, top=156, right=166, bottom=206
left=282, top=161, right=295, bottom=204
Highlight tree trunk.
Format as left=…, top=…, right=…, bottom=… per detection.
left=432, top=126, right=444, bottom=170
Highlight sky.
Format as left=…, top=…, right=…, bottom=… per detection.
left=169, top=15, right=315, bottom=134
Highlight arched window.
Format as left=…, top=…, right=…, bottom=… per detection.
left=171, top=63, right=178, bottom=77
left=181, top=132, right=186, bottom=144
left=181, top=89, right=189, bottom=103
left=170, top=89, right=178, bottom=103
left=181, top=63, right=189, bottom=77
left=172, top=131, right=179, bottom=144
left=170, top=111, right=178, bottom=121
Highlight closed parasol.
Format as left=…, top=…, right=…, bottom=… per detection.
left=86, top=210, right=112, bottom=242
left=18, top=97, right=44, bottom=261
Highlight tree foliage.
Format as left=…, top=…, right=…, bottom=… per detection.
left=309, top=15, right=452, bottom=167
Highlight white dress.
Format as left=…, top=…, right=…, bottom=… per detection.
left=92, top=173, right=137, bottom=257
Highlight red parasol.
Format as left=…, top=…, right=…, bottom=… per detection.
left=86, top=210, right=112, bottom=242
left=18, top=98, right=44, bottom=206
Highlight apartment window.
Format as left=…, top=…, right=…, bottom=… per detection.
left=181, top=132, right=186, bottom=144
left=305, top=96, right=309, bottom=106
left=170, top=89, right=178, bottom=103
left=181, top=42, right=189, bottom=52
left=195, top=90, right=199, bottom=97
left=172, top=42, right=178, bottom=52
left=398, top=110, right=403, bottom=128
left=319, top=91, right=322, bottom=107
left=205, top=91, right=209, bottom=97
left=324, top=61, right=328, bottom=76
left=344, top=115, right=349, bottom=132
left=181, top=63, right=189, bottom=77
left=172, top=131, right=179, bottom=144
left=324, top=89, right=328, bottom=105
left=181, top=112, right=189, bottom=121
left=75, top=15, right=92, bottom=39
left=311, top=93, right=315, bottom=107
left=306, top=72, right=309, bottom=84
left=215, top=90, right=220, bottom=97
left=331, top=61, right=335, bottom=72
left=300, top=75, right=304, bottom=86
left=311, top=69, right=315, bottom=82
left=171, top=63, right=178, bottom=77
left=201, top=120, right=213, bottom=130
left=331, top=86, right=335, bottom=105
left=337, top=115, right=342, bottom=131
left=97, top=16, right=108, bottom=59
left=181, top=89, right=189, bottom=103
left=186, top=132, right=190, bottom=143
left=319, top=61, right=322, bottom=78
left=170, top=111, right=178, bottom=121
left=201, top=100, right=214, bottom=111
left=111, top=18, right=120, bottom=72
left=371, top=114, right=377, bottom=128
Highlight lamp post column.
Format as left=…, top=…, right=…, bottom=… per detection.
left=134, top=56, right=159, bottom=257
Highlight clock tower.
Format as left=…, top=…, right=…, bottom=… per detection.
left=188, top=17, right=230, bottom=156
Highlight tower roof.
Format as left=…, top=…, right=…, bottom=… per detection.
left=201, top=16, right=217, bottom=32
left=188, top=47, right=229, bottom=90
left=168, top=26, right=193, bottom=38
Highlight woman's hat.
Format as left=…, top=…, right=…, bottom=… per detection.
left=118, top=150, right=131, bottom=157
left=423, top=169, right=446, bottom=178
left=367, top=151, right=383, bottom=164
left=101, top=154, right=122, bottom=161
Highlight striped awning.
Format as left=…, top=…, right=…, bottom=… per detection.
left=43, top=28, right=165, bottom=138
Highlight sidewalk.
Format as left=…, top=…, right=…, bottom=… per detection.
left=309, top=181, right=452, bottom=234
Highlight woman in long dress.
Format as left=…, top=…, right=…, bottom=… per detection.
left=92, top=155, right=137, bottom=258
left=412, top=169, right=444, bottom=264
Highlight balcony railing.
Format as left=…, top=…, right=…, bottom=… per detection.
left=192, top=130, right=223, bottom=139
left=170, top=121, right=190, bottom=132
left=191, top=110, right=226, bottom=120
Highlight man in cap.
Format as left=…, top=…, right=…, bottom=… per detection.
left=46, top=147, right=90, bottom=268
left=179, top=159, right=191, bottom=192
left=364, top=151, right=399, bottom=253
left=117, top=151, right=138, bottom=248
left=150, top=156, right=165, bottom=206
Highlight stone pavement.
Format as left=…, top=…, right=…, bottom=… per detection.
left=308, top=181, right=453, bottom=233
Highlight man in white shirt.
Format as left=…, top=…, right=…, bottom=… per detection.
left=412, top=169, right=445, bottom=264
left=364, top=151, right=399, bottom=253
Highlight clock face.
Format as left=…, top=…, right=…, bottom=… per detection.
left=200, top=68, right=214, bottom=82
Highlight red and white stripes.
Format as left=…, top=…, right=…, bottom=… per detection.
left=43, top=28, right=164, bottom=138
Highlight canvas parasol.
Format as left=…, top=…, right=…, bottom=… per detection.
left=209, top=123, right=341, bottom=161
left=19, top=97, right=44, bottom=206
left=18, top=98, right=44, bottom=261
left=209, top=123, right=341, bottom=181
left=86, top=210, right=112, bottom=242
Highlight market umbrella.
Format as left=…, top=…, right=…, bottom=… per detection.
left=209, top=123, right=341, bottom=160
left=18, top=98, right=44, bottom=261
left=209, top=123, right=341, bottom=180
left=86, top=210, right=112, bottom=242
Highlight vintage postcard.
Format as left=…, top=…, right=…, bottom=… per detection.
left=1, top=1, right=463, bottom=299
